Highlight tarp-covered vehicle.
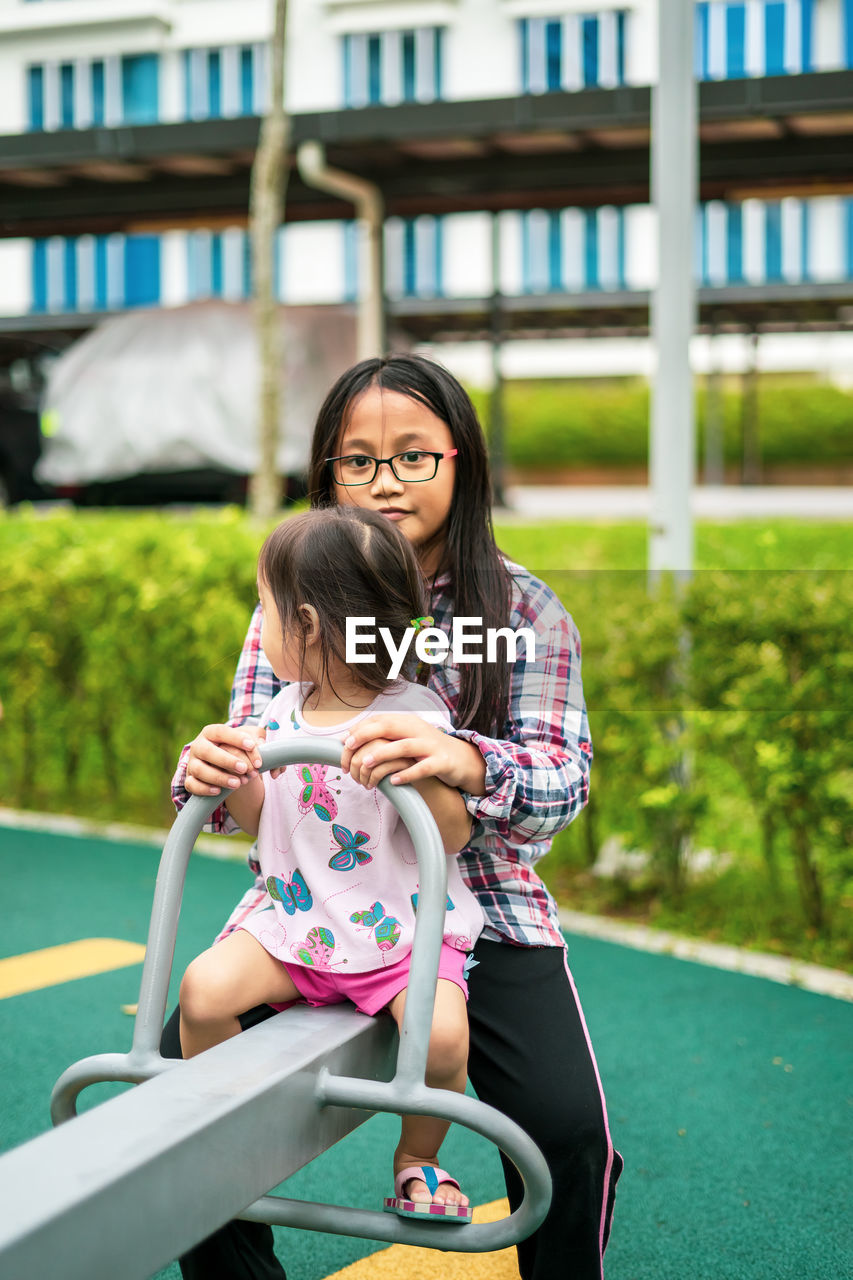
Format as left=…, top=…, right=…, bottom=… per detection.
left=36, top=301, right=357, bottom=504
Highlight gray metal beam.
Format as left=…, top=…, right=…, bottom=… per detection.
left=0, top=1007, right=395, bottom=1280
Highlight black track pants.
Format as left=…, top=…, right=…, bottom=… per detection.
left=161, top=938, right=621, bottom=1280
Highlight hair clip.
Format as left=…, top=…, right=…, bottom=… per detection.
left=410, top=615, right=435, bottom=633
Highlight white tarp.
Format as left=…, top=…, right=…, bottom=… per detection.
left=36, top=301, right=357, bottom=485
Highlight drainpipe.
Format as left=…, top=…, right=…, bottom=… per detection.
left=296, top=141, right=385, bottom=360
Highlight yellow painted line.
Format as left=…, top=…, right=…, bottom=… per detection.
left=325, top=1199, right=519, bottom=1280
left=0, top=939, right=146, bottom=999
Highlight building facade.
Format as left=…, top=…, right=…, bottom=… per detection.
left=1, top=0, right=853, bottom=372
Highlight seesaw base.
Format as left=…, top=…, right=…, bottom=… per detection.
left=0, top=1005, right=395, bottom=1280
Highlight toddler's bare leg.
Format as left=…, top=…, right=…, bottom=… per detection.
left=387, top=979, right=470, bottom=1208
left=179, top=930, right=299, bottom=1058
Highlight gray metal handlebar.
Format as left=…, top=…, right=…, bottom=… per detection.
left=50, top=739, right=552, bottom=1252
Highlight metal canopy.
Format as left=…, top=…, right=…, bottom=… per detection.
left=3, top=281, right=851, bottom=368
left=1, top=71, right=852, bottom=238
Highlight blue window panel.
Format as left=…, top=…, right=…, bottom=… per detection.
left=764, top=203, right=783, bottom=282
left=240, top=47, right=254, bottom=115
left=124, top=235, right=160, bottom=307
left=183, top=51, right=193, bottom=119
left=122, top=53, right=159, bottom=124
left=581, top=17, right=599, bottom=88
left=725, top=4, right=746, bottom=79
left=846, top=200, right=853, bottom=278
left=402, top=32, right=416, bottom=101
left=403, top=221, right=417, bottom=296
left=616, top=209, right=626, bottom=289
left=434, top=28, right=443, bottom=100
left=546, top=21, right=562, bottom=92
left=211, top=233, right=223, bottom=296
left=434, top=215, right=444, bottom=296
left=727, top=205, right=744, bottom=283
left=242, top=231, right=252, bottom=296
left=94, top=235, right=109, bottom=309
left=800, top=0, right=813, bottom=73
left=27, top=66, right=44, bottom=131
left=63, top=238, right=77, bottom=309
left=547, top=212, right=561, bottom=291
left=846, top=0, right=853, bottom=69
left=765, top=2, right=786, bottom=76
left=32, top=240, right=47, bottom=312
left=800, top=201, right=810, bottom=282
left=342, top=36, right=352, bottom=108
left=367, top=35, right=382, bottom=104
left=208, top=50, right=221, bottom=118
left=520, top=215, right=531, bottom=291
left=584, top=209, right=599, bottom=289
left=91, top=61, right=105, bottom=125
left=519, top=19, right=530, bottom=93
left=694, top=3, right=709, bottom=80
left=60, top=63, right=74, bottom=128
left=615, top=11, right=626, bottom=85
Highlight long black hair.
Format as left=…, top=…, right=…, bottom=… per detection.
left=307, top=354, right=512, bottom=737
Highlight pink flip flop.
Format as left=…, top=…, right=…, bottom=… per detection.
left=383, top=1165, right=472, bottom=1224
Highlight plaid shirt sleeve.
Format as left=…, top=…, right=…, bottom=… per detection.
left=447, top=575, right=591, bottom=862
left=170, top=604, right=281, bottom=836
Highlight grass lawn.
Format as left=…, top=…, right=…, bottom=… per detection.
left=492, top=518, right=853, bottom=571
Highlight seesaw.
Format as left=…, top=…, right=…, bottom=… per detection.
left=0, top=739, right=550, bottom=1280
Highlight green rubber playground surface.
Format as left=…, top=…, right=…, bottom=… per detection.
left=1, top=822, right=851, bottom=1280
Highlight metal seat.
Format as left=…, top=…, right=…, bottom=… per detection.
left=0, top=739, right=550, bottom=1277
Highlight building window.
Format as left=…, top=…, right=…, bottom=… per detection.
left=700, top=198, right=811, bottom=285
left=695, top=0, right=813, bottom=80
left=519, top=11, right=626, bottom=93
left=520, top=207, right=626, bottom=293
left=30, top=233, right=161, bottom=313
left=27, top=66, right=44, bottom=131
left=121, top=54, right=159, bottom=125
left=342, top=28, right=444, bottom=107
left=182, top=45, right=266, bottom=119
left=26, top=54, right=161, bottom=130
left=384, top=216, right=444, bottom=298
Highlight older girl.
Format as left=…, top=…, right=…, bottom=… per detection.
left=167, top=354, right=622, bottom=1280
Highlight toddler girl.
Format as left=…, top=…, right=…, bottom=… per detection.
left=179, top=505, right=483, bottom=1222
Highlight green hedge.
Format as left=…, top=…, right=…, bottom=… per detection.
left=467, top=377, right=853, bottom=469
left=1, top=511, right=850, bottom=957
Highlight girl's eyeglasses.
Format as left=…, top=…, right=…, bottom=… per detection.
left=327, top=449, right=458, bottom=486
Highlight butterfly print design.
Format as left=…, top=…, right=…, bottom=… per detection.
left=328, top=824, right=373, bottom=872
left=266, top=869, right=313, bottom=916
left=290, top=926, right=345, bottom=969
left=411, top=892, right=455, bottom=912
left=349, top=901, right=402, bottom=952
left=297, top=764, right=338, bottom=823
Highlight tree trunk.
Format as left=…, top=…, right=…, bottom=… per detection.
left=790, top=821, right=824, bottom=933
left=248, top=0, right=290, bottom=522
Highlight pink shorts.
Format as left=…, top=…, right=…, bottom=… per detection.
left=273, top=942, right=469, bottom=1017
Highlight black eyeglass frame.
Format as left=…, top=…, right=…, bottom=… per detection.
left=326, top=448, right=458, bottom=486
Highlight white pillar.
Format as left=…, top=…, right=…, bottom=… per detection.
left=649, top=0, right=696, bottom=574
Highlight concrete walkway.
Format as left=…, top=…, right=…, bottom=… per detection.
left=497, top=485, right=853, bottom=521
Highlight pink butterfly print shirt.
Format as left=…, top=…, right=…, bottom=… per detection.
left=239, top=681, right=484, bottom=974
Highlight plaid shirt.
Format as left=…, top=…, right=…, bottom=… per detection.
left=171, top=558, right=592, bottom=947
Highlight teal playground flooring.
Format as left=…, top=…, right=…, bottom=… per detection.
left=1, top=822, right=851, bottom=1280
